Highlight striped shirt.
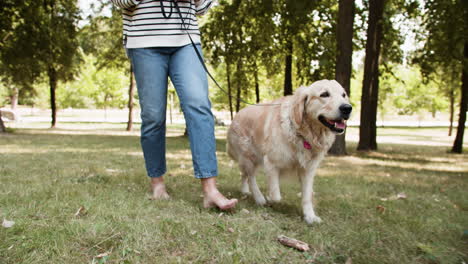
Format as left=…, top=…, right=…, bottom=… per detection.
left=111, top=0, right=213, bottom=48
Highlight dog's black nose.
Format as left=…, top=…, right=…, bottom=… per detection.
left=339, top=104, right=352, bottom=119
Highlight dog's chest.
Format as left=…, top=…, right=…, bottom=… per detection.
left=265, top=139, right=323, bottom=169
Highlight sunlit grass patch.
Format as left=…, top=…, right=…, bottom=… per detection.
left=0, top=124, right=467, bottom=263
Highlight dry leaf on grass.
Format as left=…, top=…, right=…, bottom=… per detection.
left=74, top=206, right=87, bottom=217
left=95, top=252, right=110, bottom=258
left=241, top=209, right=250, bottom=214
left=277, top=235, right=310, bottom=251
left=227, top=227, right=235, bottom=233
left=397, top=193, right=407, bottom=199
left=380, top=192, right=407, bottom=201
left=376, top=205, right=386, bottom=213
left=2, top=219, right=15, bottom=228
left=345, top=257, right=353, bottom=264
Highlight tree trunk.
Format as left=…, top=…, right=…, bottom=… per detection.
left=451, top=41, right=468, bottom=153
left=357, top=0, right=385, bottom=151
left=169, top=91, right=173, bottom=124
left=10, top=86, right=18, bottom=110
left=0, top=111, right=6, bottom=133
left=329, top=0, right=355, bottom=156
left=235, top=62, right=242, bottom=113
left=227, top=62, right=233, bottom=120
left=126, top=66, right=135, bottom=131
left=284, top=40, right=293, bottom=96
left=448, top=88, right=454, bottom=136
left=48, top=66, right=58, bottom=128
left=254, top=62, right=260, bottom=103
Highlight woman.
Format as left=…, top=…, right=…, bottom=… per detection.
left=111, top=0, right=237, bottom=210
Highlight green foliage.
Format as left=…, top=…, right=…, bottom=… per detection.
left=382, top=65, right=448, bottom=116
left=0, top=0, right=463, bottom=128
left=0, top=1, right=42, bottom=102
left=351, top=64, right=451, bottom=119
left=0, top=82, right=8, bottom=106
left=25, top=55, right=130, bottom=110
left=79, top=2, right=129, bottom=71
left=414, top=0, right=467, bottom=79
left=0, top=0, right=82, bottom=113
left=203, top=0, right=336, bottom=109
left=57, top=56, right=98, bottom=109
left=91, top=67, right=128, bottom=109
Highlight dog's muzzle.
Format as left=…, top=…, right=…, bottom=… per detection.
left=318, top=104, right=352, bottom=134
left=339, top=104, right=352, bottom=120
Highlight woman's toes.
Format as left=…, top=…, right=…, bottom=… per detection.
left=203, top=192, right=238, bottom=210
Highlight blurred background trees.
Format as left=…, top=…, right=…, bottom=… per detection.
left=0, top=0, right=466, bottom=152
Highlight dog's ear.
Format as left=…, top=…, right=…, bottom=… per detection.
left=291, top=88, right=308, bottom=128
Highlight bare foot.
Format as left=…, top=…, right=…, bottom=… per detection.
left=203, top=190, right=238, bottom=210
left=150, top=177, right=170, bottom=200
left=201, top=177, right=238, bottom=210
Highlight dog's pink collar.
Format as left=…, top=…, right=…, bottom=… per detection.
left=303, top=140, right=312, bottom=150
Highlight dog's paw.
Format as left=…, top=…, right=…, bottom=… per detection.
left=241, top=190, right=251, bottom=196
left=241, top=185, right=251, bottom=195
left=255, top=196, right=267, bottom=206
left=304, top=215, right=322, bottom=225
left=266, top=194, right=281, bottom=203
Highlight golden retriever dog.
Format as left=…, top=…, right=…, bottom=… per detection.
left=227, top=80, right=352, bottom=224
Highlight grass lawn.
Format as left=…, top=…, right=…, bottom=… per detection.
left=0, top=124, right=467, bottom=263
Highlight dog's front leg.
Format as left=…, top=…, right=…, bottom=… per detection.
left=300, top=160, right=322, bottom=224
left=265, top=157, right=281, bottom=203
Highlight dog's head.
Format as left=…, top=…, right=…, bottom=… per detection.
left=291, top=80, right=352, bottom=134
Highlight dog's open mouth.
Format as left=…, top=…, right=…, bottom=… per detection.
left=319, top=116, right=346, bottom=133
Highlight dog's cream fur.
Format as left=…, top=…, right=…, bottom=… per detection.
left=227, top=80, right=351, bottom=224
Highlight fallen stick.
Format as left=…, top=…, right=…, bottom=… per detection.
left=277, top=235, right=310, bottom=251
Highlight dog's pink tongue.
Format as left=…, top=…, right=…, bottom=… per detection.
left=335, top=122, right=346, bottom=129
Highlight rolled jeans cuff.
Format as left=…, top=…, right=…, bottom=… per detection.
left=194, top=171, right=218, bottom=179
left=148, top=169, right=166, bottom=178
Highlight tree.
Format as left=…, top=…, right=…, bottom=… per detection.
left=91, top=66, right=128, bottom=118
left=357, top=0, right=386, bottom=151
left=83, top=2, right=135, bottom=130
left=0, top=1, right=41, bottom=113
left=126, top=68, right=136, bottom=131
left=329, top=0, right=355, bottom=155
left=274, top=0, right=319, bottom=96
left=40, top=0, right=82, bottom=128
left=453, top=43, right=467, bottom=153
left=203, top=0, right=275, bottom=115
left=415, top=0, right=468, bottom=153
left=0, top=112, right=5, bottom=133
left=0, top=0, right=80, bottom=129
left=203, top=0, right=336, bottom=113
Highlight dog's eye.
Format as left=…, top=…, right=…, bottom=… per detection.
left=320, top=91, right=330, bottom=98
left=342, top=93, right=346, bottom=98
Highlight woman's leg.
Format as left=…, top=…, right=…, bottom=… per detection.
left=127, top=48, right=171, bottom=199
left=169, top=44, right=237, bottom=209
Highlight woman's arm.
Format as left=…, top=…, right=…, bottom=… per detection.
left=110, top=0, right=141, bottom=9
left=194, top=0, right=213, bottom=16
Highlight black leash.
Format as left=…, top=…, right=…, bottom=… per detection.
left=160, top=0, right=174, bottom=18
left=172, top=0, right=280, bottom=107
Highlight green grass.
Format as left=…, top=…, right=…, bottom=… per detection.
left=1, top=124, right=467, bottom=263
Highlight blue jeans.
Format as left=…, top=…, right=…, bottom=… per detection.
left=127, top=44, right=218, bottom=179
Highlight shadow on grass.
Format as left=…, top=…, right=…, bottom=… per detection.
left=2, top=130, right=466, bottom=221
left=2, top=132, right=230, bottom=152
